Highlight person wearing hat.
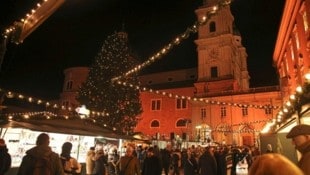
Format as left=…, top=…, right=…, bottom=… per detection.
left=0, top=138, right=11, bottom=175
left=141, top=147, right=161, bottom=175
left=286, top=124, right=310, bottom=175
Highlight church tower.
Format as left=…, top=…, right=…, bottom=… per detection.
left=194, top=1, right=250, bottom=96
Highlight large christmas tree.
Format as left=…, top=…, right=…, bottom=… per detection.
left=77, top=31, right=142, bottom=135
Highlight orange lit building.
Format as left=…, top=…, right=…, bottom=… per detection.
left=59, top=2, right=283, bottom=146
left=272, top=0, right=310, bottom=132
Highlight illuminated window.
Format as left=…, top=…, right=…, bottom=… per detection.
left=294, top=31, right=300, bottom=50
left=151, top=99, right=161, bottom=111
left=176, top=99, right=187, bottom=109
left=303, top=11, right=309, bottom=32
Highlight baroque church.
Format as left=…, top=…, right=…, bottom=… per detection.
left=59, top=1, right=282, bottom=146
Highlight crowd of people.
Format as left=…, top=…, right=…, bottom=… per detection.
left=0, top=123, right=309, bottom=175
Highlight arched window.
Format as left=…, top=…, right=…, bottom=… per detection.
left=151, top=120, right=160, bottom=128
left=176, top=119, right=187, bottom=127
left=65, top=80, right=73, bottom=90
left=209, top=21, right=216, bottom=32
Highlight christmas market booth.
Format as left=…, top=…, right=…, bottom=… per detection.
left=260, top=81, right=310, bottom=164
left=0, top=114, right=139, bottom=174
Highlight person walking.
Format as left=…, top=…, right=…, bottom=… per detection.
left=119, top=146, right=141, bottom=175
left=160, top=144, right=172, bottom=175
left=0, top=138, right=11, bottom=175
left=141, top=147, right=161, bottom=175
left=183, top=148, right=198, bottom=175
left=198, top=146, right=217, bottom=175
left=86, top=147, right=95, bottom=175
left=17, top=133, right=64, bottom=175
left=92, top=147, right=107, bottom=175
left=108, top=148, right=120, bottom=175
left=170, top=148, right=181, bottom=175
left=286, top=124, right=310, bottom=175
left=60, top=142, right=81, bottom=175
left=214, top=147, right=228, bottom=175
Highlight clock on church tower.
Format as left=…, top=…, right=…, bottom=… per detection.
left=208, top=47, right=219, bottom=59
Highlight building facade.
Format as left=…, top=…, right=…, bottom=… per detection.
left=272, top=0, right=310, bottom=131
left=59, top=2, right=282, bottom=146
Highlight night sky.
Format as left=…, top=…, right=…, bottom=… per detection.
left=0, top=0, right=285, bottom=99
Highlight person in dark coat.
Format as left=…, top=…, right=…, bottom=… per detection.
left=198, top=146, right=217, bottom=175
left=92, top=148, right=107, bottom=175
left=183, top=148, right=198, bottom=175
left=160, top=144, right=172, bottom=175
left=286, top=124, right=310, bottom=175
left=0, top=139, right=11, bottom=175
left=231, top=148, right=241, bottom=175
left=142, top=147, right=161, bottom=175
left=60, top=142, right=81, bottom=175
left=17, top=133, right=64, bottom=175
left=119, top=146, right=141, bottom=175
left=214, top=147, right=228, bottom=175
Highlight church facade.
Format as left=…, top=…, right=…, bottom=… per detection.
left=59, top=2, right=282, bottom=146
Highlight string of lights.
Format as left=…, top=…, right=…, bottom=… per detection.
left=111, top=0, right=232, bottom=82
left=115, top=80, right=280, bottom=109
left=3, top=0, right=308, bottom=135
left=262, top=75, right=310, bottom=132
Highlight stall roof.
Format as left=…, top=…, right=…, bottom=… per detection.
left=0, top=119, right=134, bottom=140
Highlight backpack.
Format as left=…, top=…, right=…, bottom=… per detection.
left=60, top=156, right=81, bottom=175
left=33, top=157, right=52, bottom=175
left=61, top=156, right=74, bottom=174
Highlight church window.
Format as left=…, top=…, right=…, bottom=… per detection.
left=176, top=119, right=187, bottom=127
left=220, top=106, right=227, bottom=117
left=242, top=106, right=248, bottom=116
left=151, top=99, right=161, bottom=111
left=265, top=107, right=272, bottom=115
left=176, top=98, right=187, bottom=109
left=211, top=67, right=218, bottom=78
left=303, top=10, right=309, bottom=32
left=201, top=108, right=206, bottom=120
left=150, top=120, right=160, bottom=128
left=62, top=101, right=69, bottom=108
left=209, top=21, right=216, bottom=32
left=65, top=80, right=73, bottom=90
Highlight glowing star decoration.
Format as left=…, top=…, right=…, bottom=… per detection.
left=75, top=105, right=90, bottom=119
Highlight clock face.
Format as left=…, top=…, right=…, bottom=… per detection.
left=208, top=48, right=219, bottom=59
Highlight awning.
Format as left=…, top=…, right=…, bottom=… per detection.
left=0, top=119, right=134, bottom=140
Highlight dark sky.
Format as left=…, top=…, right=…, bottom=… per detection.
left=0, top=0, right=284, bottom=99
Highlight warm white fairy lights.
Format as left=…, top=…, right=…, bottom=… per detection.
left=3, top=111, right=57, bottom=120
left=116, top=80, right=279, bottom=109
left=0, top=88, right=109, bottom=117
left=263, top=73, right=310, bottom=132
left=2, top=0, right=48, bottom=40
left=7, top=0, right=306, bottom=135
left=112, top=0, right=232, bottom=82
